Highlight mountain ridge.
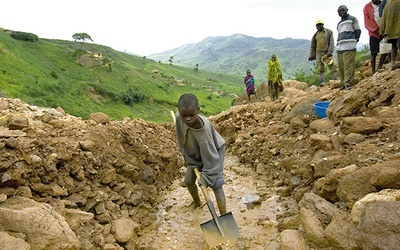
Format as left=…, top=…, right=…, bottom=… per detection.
left=148, top=34, right=315, bottom=81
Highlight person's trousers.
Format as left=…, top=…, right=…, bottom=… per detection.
left=337, top=51, right=356, bottom=87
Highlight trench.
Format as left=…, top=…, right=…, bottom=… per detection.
left=138, top=154, right=298, bottom=250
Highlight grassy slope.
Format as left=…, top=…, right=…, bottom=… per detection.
left=0, top=29, right=244, bottom=123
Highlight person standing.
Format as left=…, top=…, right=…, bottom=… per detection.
left=336, top=5, right=362, bottom=90
left=243, top=69, right=257, bottom=103
left=174, top=93, right=227, bottom=215
left=380, top=0, right=400, bottom=70
left=267, top=54, right=283, bottom=101
left=364, top=0, right=389, bottom=74
left=308, top=20, right=338, bottom=86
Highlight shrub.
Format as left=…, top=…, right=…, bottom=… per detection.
left=123, top=89, right=145, bottom=106
left=10, top=31, right=39, bottom=42
left=293, top=68, right=319, bottom=86
left=50, top=71, right=58, bottom=79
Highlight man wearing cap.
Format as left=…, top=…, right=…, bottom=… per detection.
left=308, top=20, right=338, bottom=86
left=336, top=5, right=362, bottom=90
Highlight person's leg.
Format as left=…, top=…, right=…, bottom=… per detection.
left=397, top=39, right=400, bottom=59
left=343, top=50, right=356, bottom=87
left=212, top=187, right=227, bottom=216
left=316, top=51, right=325, bottom=85
left=337, top=52, right=344, bottom=85
left=268, top=80, right=272, bottom=96
left=391, top=39, right=399, bottom=70
left=370, top=36, right=380, bottom=74
left=378, top=53, right=388, bottom=69
left=184, top=166, right=201, bottom=208
left=274, top=82, right=279, bottom=100
left=272, top=85, right=276, bottom=100
left=371, top=54, right=377, bottom=74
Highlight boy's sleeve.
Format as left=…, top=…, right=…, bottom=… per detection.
left=199, top=141, right=221, bottom=186
left=199, top=124, right=225, bottom=187
left=174, top=111, right=185, bottom=154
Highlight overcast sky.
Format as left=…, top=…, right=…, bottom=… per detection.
left=2, top=0, right=371, bottom=56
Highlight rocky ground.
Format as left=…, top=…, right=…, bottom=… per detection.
left=0, top=63, right=400, bottom=250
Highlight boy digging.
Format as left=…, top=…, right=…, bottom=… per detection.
left=174, top=93, right=227, bottom=215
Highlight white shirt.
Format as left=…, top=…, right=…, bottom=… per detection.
left=373, top=1, right=381, bottom=27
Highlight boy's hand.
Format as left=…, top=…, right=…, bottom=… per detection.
left=198, top=175, right=208, bottom=187
left=192, top=167, right=207, bottom=187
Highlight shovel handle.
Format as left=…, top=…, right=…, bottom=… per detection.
left=193, top=168, right=212, bottom=201
left=193, top=168, right=225, bottom=237
left=170, top=110, right=176, bottom=125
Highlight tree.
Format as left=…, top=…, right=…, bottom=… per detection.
left=168, top=56, right=174, bottom=65
left=194, top=63, right=199, bottom=72
left=72, top=33, right=93, bottom=49
left=72, top=33, right=93, bottom=64
left=123, top=89, right=145, bottom=106
left=10, top=31, right=39, bottom=42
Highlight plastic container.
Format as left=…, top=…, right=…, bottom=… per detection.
left=313, top=101, right=330, bottom=118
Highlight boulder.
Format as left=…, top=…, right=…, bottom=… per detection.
left=354, top=201, right=400, bottom=250
left=0, top=197, right=80, bottom=249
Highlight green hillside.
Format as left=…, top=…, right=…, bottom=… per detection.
left=0, top=29, right=244, bottom=123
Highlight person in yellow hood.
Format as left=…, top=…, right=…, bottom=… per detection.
left=267, top=54, right=283, bottom=101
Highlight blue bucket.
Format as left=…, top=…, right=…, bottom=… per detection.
left=313, top=101, right=330, bottom=118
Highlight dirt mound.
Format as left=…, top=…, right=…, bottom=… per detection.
left=1, top=67, right=400, bottom=249
left=0, top=101, right=183, bottom=249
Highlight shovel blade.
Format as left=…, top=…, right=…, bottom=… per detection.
left=200, top=212, right=239, bottom=248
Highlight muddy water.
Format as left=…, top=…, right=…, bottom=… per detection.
left=144, top=155, right=297, bottom=250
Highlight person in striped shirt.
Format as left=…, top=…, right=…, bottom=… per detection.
left=336, top=5, right=362, bottom=90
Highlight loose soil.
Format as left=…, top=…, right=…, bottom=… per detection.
left=145, top=155, right=296, bottom=250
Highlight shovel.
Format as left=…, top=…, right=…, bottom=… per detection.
left=193, top=168, right=239, bottom=248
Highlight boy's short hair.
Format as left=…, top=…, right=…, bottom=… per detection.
left=178, top=93, right=198, bottom=109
